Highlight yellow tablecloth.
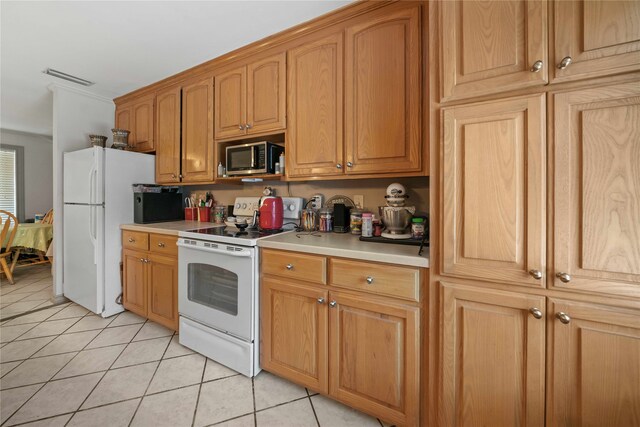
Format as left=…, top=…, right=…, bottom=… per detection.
left=3, top=223, right=53, bottom=252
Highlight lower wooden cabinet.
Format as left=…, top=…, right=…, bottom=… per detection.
left=261, top=250, right=423, bottom=426
left=547, top=298, right=640, bottom=426
left=439, top=282, right=546, bottom=427
left=122, top=232, right=178, bottom=331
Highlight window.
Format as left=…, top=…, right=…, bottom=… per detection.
left=0, top=145, right=24, bottom=221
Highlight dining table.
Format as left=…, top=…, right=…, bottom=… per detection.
left=2, top=223, right=53, bottom=270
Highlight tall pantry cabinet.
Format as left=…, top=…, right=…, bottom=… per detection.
left=432, top=1, right=640, bottom=426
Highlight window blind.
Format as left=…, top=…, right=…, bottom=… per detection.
left=0, top=148, right=17, bottom=216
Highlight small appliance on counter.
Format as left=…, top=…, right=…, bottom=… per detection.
left=133, top=184, right=183, bottom=224
left=259, top=196, right=284, bottom=231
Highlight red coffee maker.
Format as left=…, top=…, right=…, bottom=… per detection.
left=259, top=196, right=284, bottom=230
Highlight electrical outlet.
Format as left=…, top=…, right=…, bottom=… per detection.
left=354, top=195, right=364, bottom=209
left=310, top=194, right=324, bottom=210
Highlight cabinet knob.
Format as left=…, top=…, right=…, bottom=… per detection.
left=317, top=297, right=325, bottom=304
left=128, top=238, right=135, bottom=243
left=171, top=174, right=176, bottom=179
left=558, top=56, right=573, bottom=69
left=346, top=162, right=353, bottom=168
left=529, top=307, right=543, bottom=319
left=139, top=258, right=145, bottom=262
left=530, top=60, right=543, bottom=72
left=286, top=264, right=294, bottom=271
left=179, top=174, right=183, bottom=179
left=556, top=272, right=571, bottom=283
left=158, top=242, right=165, bottom=248
left=238, top=124, right=245, bottom=130
left=556, top=312, right=571, bottom=324
left=329, top=300, right=337, bottom=308
left=528, top=269, right=543, bottom=280
left=366, top=276, right=374, bottom=285
left=336, top=164, right=342, bottom=169
left=246, top=124, right=252, bottom=129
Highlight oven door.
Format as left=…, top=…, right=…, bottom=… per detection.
left=178, top=239, right=255, bottom=342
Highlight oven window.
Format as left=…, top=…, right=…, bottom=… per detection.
left=187, top=263, right=238, bottom=316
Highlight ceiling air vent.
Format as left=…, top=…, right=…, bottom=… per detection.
left=43, top=68, right=94, bottom=86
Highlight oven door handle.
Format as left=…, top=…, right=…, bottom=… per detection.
left=177, top=241, right=253, bottom=257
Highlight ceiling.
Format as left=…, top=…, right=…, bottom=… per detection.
left=0, top=1, right=350, bottom=136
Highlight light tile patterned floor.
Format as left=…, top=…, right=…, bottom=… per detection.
left=1, top=265, right=56, bottom=321
left=0, top=302, right=392, bottom=426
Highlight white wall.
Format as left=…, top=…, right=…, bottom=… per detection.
left=0, top=129, right=53, bottom=219
left=50, top=84, right=114, bottom=297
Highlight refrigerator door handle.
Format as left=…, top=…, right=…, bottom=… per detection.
left=89, top=205, right=97, bottom=265
left=88, top=166, right=96, bottom=205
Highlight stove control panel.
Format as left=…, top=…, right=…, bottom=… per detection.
left=233, top=197, right=260, bottom=217
left=281, top=197, right=304, bottom=220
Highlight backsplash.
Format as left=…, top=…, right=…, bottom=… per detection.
left=185, top=177, right=429, bottom=213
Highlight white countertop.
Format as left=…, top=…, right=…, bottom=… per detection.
left=120, top=221, right=224, bottom=236
left=257, top=232, right=429, bottom=268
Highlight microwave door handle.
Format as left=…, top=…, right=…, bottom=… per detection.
left=251, top=146, right=256, bottom=169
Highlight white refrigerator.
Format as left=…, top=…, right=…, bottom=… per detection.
left=63, top=147, right=154, bottom=317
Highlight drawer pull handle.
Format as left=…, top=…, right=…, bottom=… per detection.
left=317, top=297, right=325, bottom=304
left=128, top=238, right=135, bottom=243
left=366, top=276, right=374, bottom=285
left=529, top=307, right=543, bottom=319
left=556, top=312, right=571, bottom=324
left=558, top=56, right=572, bottom=69
left=286, top=264, right=294, bottom=271
left=329, top=300, right=337, bottom=308
left=158, top=242, right=165, bottom=248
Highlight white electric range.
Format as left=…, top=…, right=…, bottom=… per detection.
left=177, top=197, right=303, bottom=377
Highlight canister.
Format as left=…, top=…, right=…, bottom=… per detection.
left=361, top=212, right=373, bottom=237
left=350, top=209, right=363, bottom=235
left=411, top=217, right=425, bottom=240
left=319, top=208, right=333, bottom=232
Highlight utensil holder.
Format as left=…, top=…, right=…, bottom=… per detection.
left=184, top=207, right=197, bottom=221
left=198, top=207, right=211, bottom=222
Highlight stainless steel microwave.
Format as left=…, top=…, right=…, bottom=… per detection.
left=225, top=141, right=284, bottom=176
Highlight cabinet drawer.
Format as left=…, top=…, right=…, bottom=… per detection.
left=330, top=259, right=420, bottom=302
left=122, top=231, right=149, bottom=251
left=261, top=249, right=327, bottom=284
left=149, top=234, right=178, bottom=257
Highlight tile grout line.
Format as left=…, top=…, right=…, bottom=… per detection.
left=308, top=391, right=321, bottom=427
left=191, top=332, right=207, bottom=427
left=252, top=376, right=257, bottom=427
left=126, top=323, right=173, bottom=427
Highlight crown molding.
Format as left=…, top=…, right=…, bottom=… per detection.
left=48, top=82, right=114, bottom=104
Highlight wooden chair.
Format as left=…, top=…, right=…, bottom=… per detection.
left=0, top=210, right=19, bottom=285
left=41, top=209, right=54, bottom=225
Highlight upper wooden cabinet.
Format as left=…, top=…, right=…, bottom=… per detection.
left=344, top=4, right=422, bottom=175
left=287, top=32, right=344, bottom=178
left=551, top=81, right=640, bottom=298
left=115, top=95, right=155, bottom=152
left=441, top=94, right=546, bottom=287
left=440, top=0, right=548, bottom=101
left=155, top=85, right=181, bottom=183
left=214, top=53, right=286, bottom=140
left=551, top=0, right=640, bottom=83
left=182, top=76, right=214, bottom=183
left=439, top=282, right=545, bottom=427
left=547, top=298, right=640, bottom=426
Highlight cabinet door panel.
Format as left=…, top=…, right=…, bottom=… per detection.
left=442, top=95, right=546, bottom=287
left=147, top=254, right=178, bottom=331
left=122, top=249, right=147, bottom=317
left=155, top=86, right=181, bottom=183
left=287, top=33, right=344, bottom=177
left=133, top=97, right=155, bottom=152
left=547, top=298, right=640, bottom=426
left=552, top=0, right=640, bottom=82
left=552, top=81, right=640, bottom=297
left=441, top=0, right=547, bottom=100
left=247, top=53, right=286, bottom=134
left=345, top=4, right=422, bottom=174
left=260, top=277, right=328, bottom=393
left=115, top=106, right=132, bottom=143
left=440, top=282, right=545, bottom=427
left=215, top=67, right=246, bottom=140
left=182, top=77, right=214, bottom=183
left=329, top=291, right=419, bottom=426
